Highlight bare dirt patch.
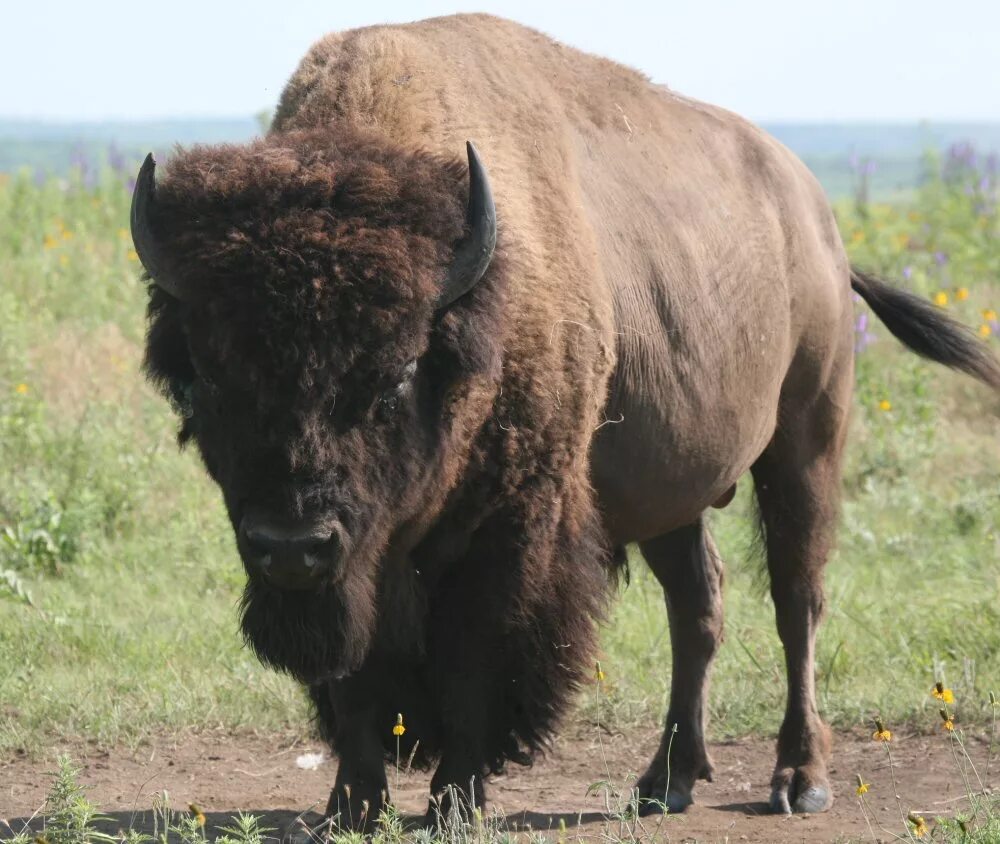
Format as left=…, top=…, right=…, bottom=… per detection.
left=2, top=727, right=992, bottom=842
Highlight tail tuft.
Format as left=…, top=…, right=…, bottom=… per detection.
left=851, top=268, right=1000, bottom=389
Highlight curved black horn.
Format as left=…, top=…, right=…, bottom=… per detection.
left=437, top=141, right=497, bottom=308
left=130, top=153, right=185, bottom=300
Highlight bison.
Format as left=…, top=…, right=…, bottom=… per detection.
left=132, top=13, right=1000, bottom=828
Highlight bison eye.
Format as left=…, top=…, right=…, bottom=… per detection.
left=168, top=373, right=221, bottom=420
left=376, top=360, right=417, bottom=420
left=168, top=379, right=195, bottom=419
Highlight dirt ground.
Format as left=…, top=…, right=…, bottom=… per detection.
left=2, top=726, right=994, bottom=843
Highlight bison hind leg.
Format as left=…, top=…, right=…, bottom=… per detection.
left=750, top=355, right=851, bottom=815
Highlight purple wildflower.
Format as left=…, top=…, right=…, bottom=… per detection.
left=902, top=266, right=913, bottom=280
left=70, top=143, right=93, bottom=188
left=934, top=251, right=948, bottom=266
left=107, top=142, right=127, bottom=175
left=854, top=312, right=877, bottom=354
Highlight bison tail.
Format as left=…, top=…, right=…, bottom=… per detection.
left=850, top=267, right=1000, bottom=389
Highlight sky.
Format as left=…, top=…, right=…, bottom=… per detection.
left=5, top=0, right=1000, bottom=123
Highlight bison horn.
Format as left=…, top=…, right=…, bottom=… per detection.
left=130, top=153, right=186, bottom=301
left=437, top=141, right=497, bottom=308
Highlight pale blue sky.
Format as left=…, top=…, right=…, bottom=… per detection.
left=7, top=0, right=1000, bottom=122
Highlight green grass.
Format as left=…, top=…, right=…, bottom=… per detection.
left=0, top=171, right=308, bottom=749
left=0, top=149, right=998, bottom=769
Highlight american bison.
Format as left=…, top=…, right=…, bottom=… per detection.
left=132, top=13, right=1000, bottom=827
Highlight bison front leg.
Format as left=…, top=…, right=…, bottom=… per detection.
left=310, top=679, right=389, bottom=833
left=424, top=617, right=493, bottom=824
left=636, top=520, right=723, bottom=814
left=420, top=488, right=609, bottom=827
left=427, top=727, right=488, bottom=823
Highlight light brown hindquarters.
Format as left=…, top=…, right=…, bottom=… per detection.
left=583, top=98, right=855, bottom=812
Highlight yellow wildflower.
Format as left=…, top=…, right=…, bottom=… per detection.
left=872, top=719, right=891, bottom=742
left=932, top=682, right=955, bottom=704
left=940, top=709, right=955, bottom=732
left=189, top=804, right=206, bottom=827
left=855, top=774, right=869, bottom=796
left=895, top=233, right=910, bottom=249
left=43, top=234, right=58, bottom=249
left=981, top=324, right=992, bottom=338
left=118, top=227, right=129, bottom=239
left=595, top=661, right=606, bottom=683
left=15, top=383, right=29, bottom=395
left=878, top=399, right=892, bottom=412
left=956, top=287, right=969, bottom=301
left=933, top=291, right=949, bottom=307
left=984, top=309, right=997, bottom=322
left=61, top=229, right=73, bottom=241
left=392, top=713, right=405, bottom=737
left=59, top=254, right=69, bottom=267
left=909, top=814, right=929, bottom=838
left=127, top=248, right=139, bottom=262
left=851, top=230, right=865, bottom=244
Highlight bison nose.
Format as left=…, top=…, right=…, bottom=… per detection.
left=239, top=517, right=342, bottom=590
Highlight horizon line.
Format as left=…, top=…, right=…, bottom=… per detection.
left=3, top=114, right=1000, bottom=127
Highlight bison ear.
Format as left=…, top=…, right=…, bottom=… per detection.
left=131, top=153, right=188, bottom=301
left=436, top=141, right=497, bottom=309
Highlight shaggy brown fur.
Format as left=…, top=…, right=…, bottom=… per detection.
left=138, top=12, right=1000, bottom=830
left=143, top=73, right=612, bottom=823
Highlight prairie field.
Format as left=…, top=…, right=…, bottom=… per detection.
left=1, top=146, right=999, bottom=842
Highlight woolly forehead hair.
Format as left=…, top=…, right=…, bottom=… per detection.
left=147, top=128, right=472, bottom=382
left=150, top=127, right=469, bottom=304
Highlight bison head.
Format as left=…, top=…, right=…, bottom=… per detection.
left=135, top=128, right=502, bottom=683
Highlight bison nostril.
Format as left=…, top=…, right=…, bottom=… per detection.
left=239, top=516, right=343, bottom=588
left=243, top=524, right=333, bottom=554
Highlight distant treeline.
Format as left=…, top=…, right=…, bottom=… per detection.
left=2, top=118, right=999, bottom=200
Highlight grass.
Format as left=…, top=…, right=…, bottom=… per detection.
left=0, top=146, right=999, bottom=838
left=0, top=171, right=308, bottom=749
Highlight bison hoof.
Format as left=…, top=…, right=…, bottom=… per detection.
left=634, top=776, right=694, bottom=815
left=325, top=783, right=388, bottom=834
left=769, top=779, right=831, bottom=815
left=793, top=785, right=832, bottom=814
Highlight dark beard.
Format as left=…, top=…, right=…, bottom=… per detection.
left=239, top=570, right=377, bottom=684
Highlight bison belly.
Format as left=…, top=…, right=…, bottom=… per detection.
left=591, top=279, right=789, bottom=545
